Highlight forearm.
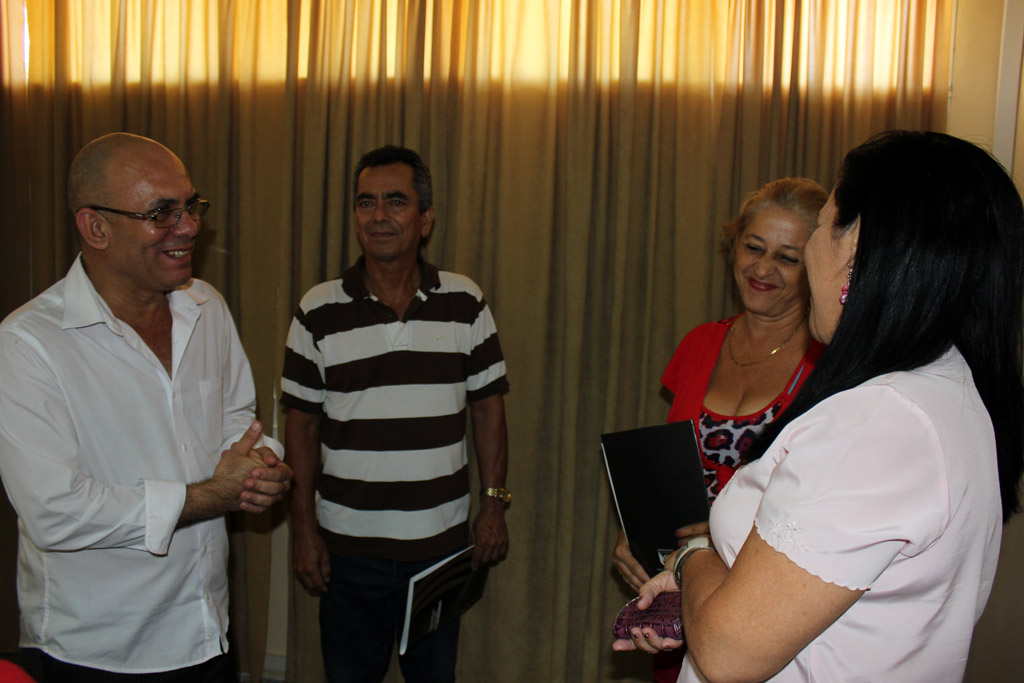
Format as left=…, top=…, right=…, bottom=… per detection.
left=470, top=393, right=508, bottom=490
left=468, top=393, right=510, bottom=565
left=285, top=408, right=331, bottom=590
left=679, top=549, right=735, bottom=680
left=285, top=409, right=322, bottom=535
left=179, top=478, right=238, bottom=526
left=679, top=528, right=864, bottom=682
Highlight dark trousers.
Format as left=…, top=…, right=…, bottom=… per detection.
left=320, top=554, right=460, bottom=683
left=20, top=650, right=234, bottom=683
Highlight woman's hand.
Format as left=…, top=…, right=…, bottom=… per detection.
left=611, top=569, right=685, bottom=653
left=612, top=529, right=650, bottom=592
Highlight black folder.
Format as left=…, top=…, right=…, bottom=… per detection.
left=399, top=546, right=488, bottom=655
left=601, top=420, right=709, bottom=577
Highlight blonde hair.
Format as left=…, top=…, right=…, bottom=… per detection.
left=721, top=177, right=828, bottom=258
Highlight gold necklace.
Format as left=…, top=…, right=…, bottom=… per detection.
left=727, top=319, right=804, bottom=367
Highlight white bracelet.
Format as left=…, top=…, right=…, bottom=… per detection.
left=672, top=535, right=715, bottom=588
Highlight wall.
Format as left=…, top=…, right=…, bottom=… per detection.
left=948, top=1, right=1024, bottom=681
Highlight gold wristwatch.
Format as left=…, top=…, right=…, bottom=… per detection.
left=481, top=487, right=512, bottom=504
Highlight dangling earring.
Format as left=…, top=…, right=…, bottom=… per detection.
left=840, top=266, right=852, bottom=305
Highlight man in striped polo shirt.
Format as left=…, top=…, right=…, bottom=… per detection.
left=281, top=146, right=510, bottom=682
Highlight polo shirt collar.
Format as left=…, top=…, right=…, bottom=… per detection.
left=342, top=255, right=440, bottom=301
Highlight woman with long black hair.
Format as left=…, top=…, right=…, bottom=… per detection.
left=615, top=130, right=1024, bottom=682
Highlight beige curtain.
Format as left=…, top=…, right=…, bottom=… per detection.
left=0, top=1, right=952, bottom=680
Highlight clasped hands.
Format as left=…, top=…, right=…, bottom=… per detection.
left=611, top=521, right=709, bottom=654
left=215, top=420, right=292, bottom=514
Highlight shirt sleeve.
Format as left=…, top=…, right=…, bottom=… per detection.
left=0, top=330, right=183, bottom=555
left=662, top=320, right=728, bottom=424
left=754, top=384, right=951, bottom=590
left=280, top=307, right=326, bottom=413
left=466, top=299, right=508, bottom=401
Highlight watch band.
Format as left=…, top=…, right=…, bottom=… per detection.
left=673, top=535, right=715, bottom=588
left=481, top=487, right=512, bottom=504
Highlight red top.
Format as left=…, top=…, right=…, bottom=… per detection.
left=661, top=315, right=824, bottom=492
left=0, top=661, right=36, bottom=683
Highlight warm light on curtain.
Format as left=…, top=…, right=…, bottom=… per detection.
left=11, top=0, right=940, bottom=92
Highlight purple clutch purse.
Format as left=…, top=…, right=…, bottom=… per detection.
left=612, top=591, right=683, bottom=640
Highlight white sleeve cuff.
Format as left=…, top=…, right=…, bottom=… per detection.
left=143, top=478, right=186, bottom=555
left=258, top=434, right=285, bottom=460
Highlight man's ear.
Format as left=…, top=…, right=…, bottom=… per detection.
left=75, top=209, right=109, bottom=250
left=420, top=206, right=435, bottom=239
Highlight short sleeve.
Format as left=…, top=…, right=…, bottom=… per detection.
left=754, top=384, right=951, bottom=590
left=280, top=307, right=326, bottom=413
left=465, top=300, right=508, bottom=400
left=661, top=337, right=689, bottom=395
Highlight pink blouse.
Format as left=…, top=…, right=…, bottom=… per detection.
left=679, top=348, right=1002, bottom=682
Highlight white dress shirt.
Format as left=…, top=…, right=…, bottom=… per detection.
left=0, top=255, right=272, bottom=673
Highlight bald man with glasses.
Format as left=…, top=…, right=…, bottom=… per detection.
left=0, top=132, right=292, bottom=682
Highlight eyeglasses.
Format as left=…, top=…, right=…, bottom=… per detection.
left=87, top=198, right=211, bottom=229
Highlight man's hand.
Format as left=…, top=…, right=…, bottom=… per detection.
left=228, top=424, right=292, bottom=514
left=292, top=527, right=331, bottom=593
left=612, top=529, right=650, bottom=592
left=180, top=421, right=291, bottom=525
left=470, top=498, right=509, bottom=569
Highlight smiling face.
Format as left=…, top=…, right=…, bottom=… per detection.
left=79, top=140, right=201, bottom=302
left=805, top=194, right=860, bottom=343
left=354, top=162, right=434, bottom=267
left=732, top=207, right=812, bottom=319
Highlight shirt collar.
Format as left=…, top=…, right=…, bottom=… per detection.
left=341, top=255, right=440, bottom=300
left=60, top=253, right=208, bottom=332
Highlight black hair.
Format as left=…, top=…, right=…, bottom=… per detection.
left=352, top=145, right=433, bottom=213
left=746, top=130, right=1024, bottom=522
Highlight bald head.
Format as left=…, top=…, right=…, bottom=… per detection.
left=67, top=133, right=183, bottom=214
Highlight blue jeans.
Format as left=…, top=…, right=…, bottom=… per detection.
left=320, top=554, right=460, bottom=683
